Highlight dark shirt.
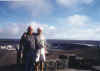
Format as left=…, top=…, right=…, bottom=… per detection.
left=19, top=32, right=36, bottom=54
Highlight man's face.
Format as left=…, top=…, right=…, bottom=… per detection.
left=38, top=29, right=42, bottom=34
left=28, top=26, right=34, bottom=34
left=30, top=28, right=33, bottom=32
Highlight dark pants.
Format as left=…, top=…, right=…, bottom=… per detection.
left=24, top=50, right=36, bottom=71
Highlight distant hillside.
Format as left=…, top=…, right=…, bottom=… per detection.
left=0, top=39, right=100, bottom=48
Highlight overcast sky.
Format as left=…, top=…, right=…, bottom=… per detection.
left=0, top=0, right=100, bottom=40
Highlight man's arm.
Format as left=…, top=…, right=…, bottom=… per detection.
left=43, top=38, right=48, bottom=54
left=19, top=33, right=26, bottom=58
left=17, top=34, right=25, bottom=64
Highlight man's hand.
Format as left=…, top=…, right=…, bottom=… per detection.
left=20, top=53, right=23, bottom=59
left=45, top=48, right=48, bottom=54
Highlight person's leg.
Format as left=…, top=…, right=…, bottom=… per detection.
left=35, top=62, right=39, bottom=71
left=40, top=61, right=44, bottom=71
left=30, top=58, right=35, bottom=71
left=25, top=52, right=33, bottom=71
left=30, top=51, right=37, bottom=71
left=25, top=56, right=29, bottom=71
left=36, top=50, right=40, bottom=62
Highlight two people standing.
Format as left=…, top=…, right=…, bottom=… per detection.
left=18, top=26, right=47, bottom=71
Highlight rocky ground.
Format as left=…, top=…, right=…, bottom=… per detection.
left=0, top=49, right=96, bottom=71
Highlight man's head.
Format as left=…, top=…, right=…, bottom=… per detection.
left=37, top=27, right=42, bottom=35
left=27, top=26, right=33, bottom=35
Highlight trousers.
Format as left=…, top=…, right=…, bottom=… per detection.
left=24, top=50, right=36, bottom=71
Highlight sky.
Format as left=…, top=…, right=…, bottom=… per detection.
left=0, top=0, right=100, bottom=40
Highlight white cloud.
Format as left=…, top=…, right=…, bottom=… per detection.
left=0, top=21, right=56, bottom=39
left=57, top=0, right=78, bottom=7
left=0, top=23, right=27, bottom=38
left=30, top=21, right=49, bottom=31
left=9, top=0, right=53, bottom=17
left=66, top=14, right=90, bottom=26
left=81, top=0, right=94, bottom=4
left=1, top=14, right=100, bottom=40
left=0, top=27, right=3, bottom=33
left=52, top=14, right=100, bottom=40
left=32, top=14, right=97, bottom=40
left=56, top=0, right=94, bottom=8
left=30, top=21, right=56, bottom=37
left=49, top=26, right=56, bottom=30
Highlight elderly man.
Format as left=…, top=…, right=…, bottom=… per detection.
left=19, top=26, right=36, bottom=71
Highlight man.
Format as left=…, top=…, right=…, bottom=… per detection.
left=19, top=26, right=36, bottom=71
left=35, top=28, right=47, bottom=71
